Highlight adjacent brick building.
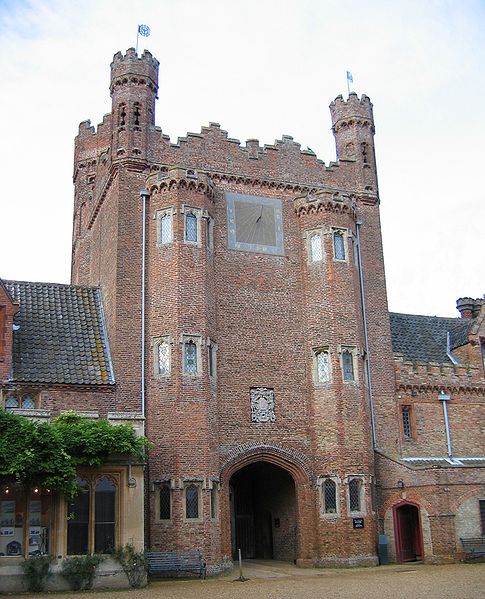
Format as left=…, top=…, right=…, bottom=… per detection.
left=1, top=48, right=484, bottom=583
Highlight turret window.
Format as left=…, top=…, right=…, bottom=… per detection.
left=133, top=102, right=141, bottom=126
left=348, top=477, right=365, bottom=514
left=185, top=213, right=198, bottom=242
left=160, top=213, right=172, bottom=244
left=340, top=347, right=356, bottom=382
left=184, top=483, right=200, bottom=519
left=314, top=348, right=331, bottom=384
left=322, top=478, right=338, bottom=514
left=310, top=233, right=323, bottom=262
left=333, top=230, right=346, bottom=261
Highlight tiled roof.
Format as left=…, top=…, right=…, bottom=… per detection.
left=389, top=312, right=472, bottom=364
left=4, top=280, right=114, bottom=386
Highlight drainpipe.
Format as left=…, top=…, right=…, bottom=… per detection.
left=438, top=392, right=453, bottom=458
left=356, top=220, right=377, bottom=449
left=140, top=189, right=150, bottom=420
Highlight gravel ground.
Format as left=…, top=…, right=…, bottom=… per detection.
left=12, top=561, right=485, bottom=599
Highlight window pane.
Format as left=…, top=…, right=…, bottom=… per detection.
left=333, top=231, right=345, bottom=260
left=342, top=351, right=354, bottom=381
left=0, top=493, right=24, bottom=556
left=185, top=213, right=197, bottom=242
left=158, top=341, right=170, bottom=375
left=159, top=486, right=171, bottom=520
left=186, top=485, right=199, bottom=519
left=160, top=213, right=172, bottom=243
left=402, top=407, right=412, bottom=439
left=349, top=479, right=361, bottom=512
left=22, top=395, right=35, bottom=409
left=316, top=351, right=330, bottom=383
left=184, top=341, right=197, bottom=374
left=95, top=478, right=116, bottom=554
left=310, top=234, right=323, bottom=262
left=67, top=480, right=89, bottom=555
left=5, top=395, right=18, bottom=409
left=323, top=479, right=337, bottom=514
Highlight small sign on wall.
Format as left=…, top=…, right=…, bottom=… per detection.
left=353, top=517, right=364, bottom=529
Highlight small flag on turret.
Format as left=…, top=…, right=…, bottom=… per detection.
left=138, top=24, right=151, bottom=37
left=346, top=71, right=353, bottom=83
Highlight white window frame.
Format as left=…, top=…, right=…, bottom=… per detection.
left=313, top=347, right=331, bottom=385
left=308, top=230, right=324, bottom=263
left=155, top=207, right=175, bottom=246
left=153, top=336, right=172, bottom=378
left=182, top=205, right=202, bottom=246
left=317, top=476, right=340, bottom=518
left=332, top=228, right=348, bottom=262
left=180, top=334, right=203, bottom=377
left=346, top=475, right=366, bottom=516
left=339, top=346, right=358, bottom=382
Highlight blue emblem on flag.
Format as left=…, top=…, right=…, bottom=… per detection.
left=138, top=24, right=150, bottom=37
left=346, top=71, right=353, bottom=83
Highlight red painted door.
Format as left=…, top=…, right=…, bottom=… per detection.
left=396, top=504, right=423, bottom=562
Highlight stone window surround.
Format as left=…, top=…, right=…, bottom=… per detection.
left=338, top=345, right=359, bottom=383
left=1, top=388, right=41, bottom=411
left=152, top=478, right=175, bottom=523
left=153, top=335, right=173, bottom=378
left=317, top=475, right=341, bottom=518
left=182, top=480, right=203, bottom=522
left=180, top=334, right=203, bottom=377
left=208, top=479, right=220, bottom=521
left=154, top=206, right=176, bottom=246
left=306, top=228, right=324, bottom=264
left=400, top=402, right=416, bottom=441
left=332, top=227, right=349, bottom=262
left=313, top=346, right=332, bottom=385
left=345, top=475, right=366, bottom=517
left=181, top=205, right=203, bottom=246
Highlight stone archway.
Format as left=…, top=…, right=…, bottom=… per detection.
left=393, top=501, right=424, bottom=562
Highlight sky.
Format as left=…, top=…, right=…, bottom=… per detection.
left=0, top=0, right=483, bottom=317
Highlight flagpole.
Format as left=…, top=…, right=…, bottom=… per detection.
left=136, top=26, right=140, bottom=53
left=347, top=76, right=350, bottom=97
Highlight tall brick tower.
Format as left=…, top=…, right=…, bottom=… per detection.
left=71, top=49, right=397, bottom=570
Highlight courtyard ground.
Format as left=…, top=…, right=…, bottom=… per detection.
left=13, top=560, right=485, bottom=599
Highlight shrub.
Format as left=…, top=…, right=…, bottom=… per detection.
left=20, top=554, right=53, bottom=592
left=60, top=554, right=104, bottom=590
left=114, top=544, right=147, bottom=588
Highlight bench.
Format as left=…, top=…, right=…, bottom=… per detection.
left=145, top=550, right=207, bottom=579
left=460, top=537, right=485, bottom=561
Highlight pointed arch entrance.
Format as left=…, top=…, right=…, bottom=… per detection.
left=393, top=502, right=424, bottom=562
left=221, top=446, right=313, bottom=564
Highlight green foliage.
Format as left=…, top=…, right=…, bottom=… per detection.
left=20, top=555, right=53, bottom=592
left=0, top=409, right=149, bottom=498
left=60, top=554, right=104, bottom=590
left=113, top=544, right=147, bottom=588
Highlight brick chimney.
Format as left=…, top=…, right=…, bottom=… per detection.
left=456, top=297, right=482, bottom=318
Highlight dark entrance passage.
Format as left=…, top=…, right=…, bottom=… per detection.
left=394, top=503, right=423, bottom=562
left=229, top=461, right=297, bottom=561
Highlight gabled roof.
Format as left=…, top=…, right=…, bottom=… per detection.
left=389, top=312, right=472, bottom=364
left=4, top=280, right=114, bottom=386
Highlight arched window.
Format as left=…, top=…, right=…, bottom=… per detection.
left=67, top=479, right=90, bottom=555
left=316, top=350, right=330, bottom=383
left=349, top=478, right=362, bottom=513
left=21, top=394, right=35, bottom=409
left=157, top=340, right=170, bottom=376
left=185, top=213, right=198, bottom=242
left=160, top=213, right=172, bottom=244
left=5, top=395, right=19, bottom=410
left=184, top=340, right=198, bottom=375
left=94, top=477, right=116, bottom=554
left=310, top=233, right=323, bottom=262
left=185, top=484, right=199, bottom=519
left=342, top=350, right=355, bottom=381
left=333, top=230, right=346, bottom=260
left=322, top=479, right=337, bottom=514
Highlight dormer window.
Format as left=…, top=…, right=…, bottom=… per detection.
left=3, top=390, right=39, bottom=410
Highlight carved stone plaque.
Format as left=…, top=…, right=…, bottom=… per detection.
left=250, top=387, right=276, bottom=423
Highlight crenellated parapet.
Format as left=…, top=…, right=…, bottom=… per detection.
left=394, top=355, right=485, bottom=394
left=293, top=189, right=357, bottom=219
left=110, top=48, right=159, bottom=96
left=146, top=167, right=215, bottom=201
left=329, top=92, right=375, bottom=133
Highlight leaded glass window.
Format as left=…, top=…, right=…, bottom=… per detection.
left=323, top=479, right=337, bottom=514
left=349, top=478, right=362, bottom=512
left=158, top=341, right=170, bottom=376
left=185, top=484, right=199, bottom=519
left=160, top=213, right=172, bottom=244
left=402, top=406, right=412, bottom=440
left=21, top=394, right=35, bottom=409
left=184, top=340, right=198, bottom=374
left=5, top=395, right=18, bottom=410
left=316, top=350, right=330, bottom=383
left=94, top=477, right=116, bottom=554
left=342, top=350, right=355, bottom=381
left=333, top=230, right=346, bottom=260
left=67, top=479, right=89, bottom=555
left=159, top=485, right=171, bottom=520
left=310, top=233, right=323, bottom=262
left=185, top=213, right=197, bottom=242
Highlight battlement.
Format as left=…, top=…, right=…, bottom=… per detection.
left=110, top=48, right=159, bottom=95
left=329, top=92, right=374, bottom=128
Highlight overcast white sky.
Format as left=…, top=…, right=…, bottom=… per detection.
left=0, top=0, right=483, bottom=317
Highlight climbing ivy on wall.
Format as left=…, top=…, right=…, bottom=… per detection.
left=0, top=410, right=148, bottom=498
